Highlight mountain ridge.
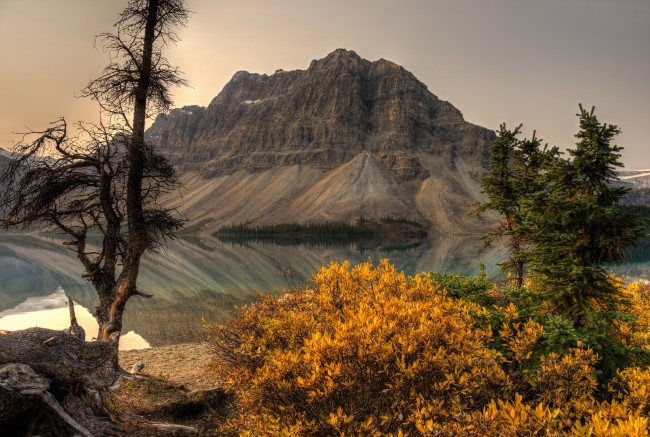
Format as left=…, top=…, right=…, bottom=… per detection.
left=147, top=49, right=494, bottom=181
left=147, top=49, right=499, bottom=234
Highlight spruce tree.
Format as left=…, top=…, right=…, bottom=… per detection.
left=524, top=105, right=647, bottom=372
left=472, top=124, right=556, bottom=288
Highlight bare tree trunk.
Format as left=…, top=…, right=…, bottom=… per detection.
left=126, top=0, right=158, bottom=252
left=514, top=260, right=524, bottom=289
left=96, top=0, right=160, bottom=348
left=507, top=218, right=526, bottom=289
left=96, top=281, right=131, bottom=347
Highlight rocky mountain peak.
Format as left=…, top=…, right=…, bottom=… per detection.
left=148, top=49, right=493, bottom=182
left=231, top=70, right=267, bottom=83
left=308, top=48, right=366, bottom=72
left=146, top=49, right=500, bottom=232
left=326, top=47, right=360, bottom=60
left=209, top=71, right=269, bottom=106
left=146, top=105, right=204, bottom=143
left=371, top=57, right=404, bottom=75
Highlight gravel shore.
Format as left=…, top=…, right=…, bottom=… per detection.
left=119, top=342, right=216, bottom=390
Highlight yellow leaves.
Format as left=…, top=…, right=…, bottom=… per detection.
left=616, top=280, right=650, bottom=350
left=208, top=259, right=516, bottom=434
left=502, top=302, right=520, bottom=320
left=569, top=421, right=595, bottom=437
left=610, top=366, right=650, bottom=414
left=500, top=318, right=544, bottom=363
left=206, top=260, right=650, bottom=436
left=582, top=409, right=650, bottom=437
left=535, top=344, right=599, bottom=413
left=328, top=406, right=353, bottom=428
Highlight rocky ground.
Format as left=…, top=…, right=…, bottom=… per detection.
left=115, top=342, right=231, bottom=435
left=119, top=342, right=216, bottom=391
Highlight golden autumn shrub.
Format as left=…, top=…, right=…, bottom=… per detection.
left=205, top=262, right=650, bottom=436
left=618, top=280, right=650, bottom=351
left=207, top=260, right=510, bottom=435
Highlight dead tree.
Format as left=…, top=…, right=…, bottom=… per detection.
left=1, top=1, right=190, bottom=433
left=0, top=0, right=188, bottom=351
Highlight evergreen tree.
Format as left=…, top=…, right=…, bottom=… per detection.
left=524, top=105, right=648, bottom=372
left=472, top=124, right=557, bottom=288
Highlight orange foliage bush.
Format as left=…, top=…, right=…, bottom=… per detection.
left=205, top=261, right=650, bottom=436
left=618, top=280, right=650, bottom=351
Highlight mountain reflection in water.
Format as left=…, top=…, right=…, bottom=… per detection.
left=1, top=233, right=648, bottom=347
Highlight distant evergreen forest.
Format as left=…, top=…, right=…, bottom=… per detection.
left=618, top=204, right=650, bottom=221
left=213, top=217, right=428, bottom=249
left=615, top=205, right=650, bottom=263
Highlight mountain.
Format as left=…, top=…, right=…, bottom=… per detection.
left=619, top=169, right=650, bottom=190
left=148, top=49, right=497, bottom=233
left=0, top=148, right=9, bottom=167
left=613, top=170, right=650, bottom=206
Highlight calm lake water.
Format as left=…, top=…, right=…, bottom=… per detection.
left=1, top=232, right=649, bottom=348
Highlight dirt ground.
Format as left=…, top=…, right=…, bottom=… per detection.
left=119, top=342, right=216, bottom=391
left=115, top=342, right=232, bottom=435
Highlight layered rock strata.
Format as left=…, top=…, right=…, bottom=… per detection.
left=147, top=49, right=496, bottom=233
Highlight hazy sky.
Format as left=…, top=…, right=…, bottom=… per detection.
left=1, top=0, right=648, bottom=168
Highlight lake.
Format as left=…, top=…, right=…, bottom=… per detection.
left=1, top=232, right=649, bottom=349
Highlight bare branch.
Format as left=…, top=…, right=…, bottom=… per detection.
left=133, top=289, right=153, bottom=298
left=1, top=0, right=188, bottom=350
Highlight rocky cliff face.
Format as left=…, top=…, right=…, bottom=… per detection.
left=148, top=49, right=493, bottom=181
left=618, top=170, right=650, bottom=190
left=147, top=49, right=496, bottom=233
left=0, top=148, right=10, bottom=167
left=612, top=170, right=650, bottom=206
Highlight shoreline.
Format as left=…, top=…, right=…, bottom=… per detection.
left=119, top=341, right=215, bottom=390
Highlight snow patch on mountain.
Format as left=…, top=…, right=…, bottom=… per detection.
left=621, top=171, right=650, bottom=180
left=210, top=71, right=268, bottom=106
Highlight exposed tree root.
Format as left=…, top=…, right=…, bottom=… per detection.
left=0, top=328, right=208, bottom=435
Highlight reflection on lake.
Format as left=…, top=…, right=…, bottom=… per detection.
left=1, top=232, right=649, bottom=348
left=0, top=286, right=149, bottom=350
